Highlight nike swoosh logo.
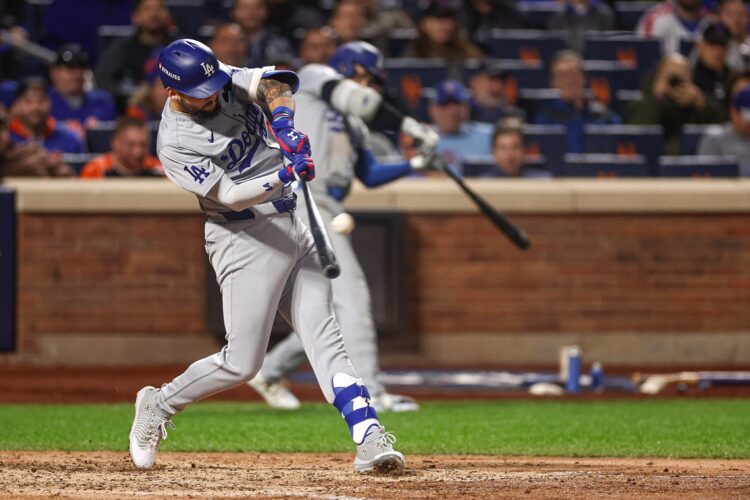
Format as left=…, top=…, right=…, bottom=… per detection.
left=208, top=129, right=214, bottom=143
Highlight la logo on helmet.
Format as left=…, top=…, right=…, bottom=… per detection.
left=201, top=62, right=215, bottom=77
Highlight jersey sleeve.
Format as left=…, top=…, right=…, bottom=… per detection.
left=298, top=64, right=342, bottom=99
left=158, top=144, right=222, bottom=197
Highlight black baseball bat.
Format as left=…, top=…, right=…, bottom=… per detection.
left=434, top=157, right=531, bottom=250
left=299, top=179, right=341, bottom=279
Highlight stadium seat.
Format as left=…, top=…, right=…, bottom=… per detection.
left=613, top=1, right=659, bottom=31
left=657, top=155, right=739, bottom=178
left=584, top=60, right=641, bottom=108
left=680, top=124, right=723, bottom=155
left=517, top=88, right=560, bottom=118
left=612, top=89, right=643, bottom=116
left=583, top=124, right=664, bottom=173
left=678, top=37, right=697, bottom=57
left=97, top=25, right=136, bottom=55
left=523, top=124, right=567, bottom=174
left=167, top=0, right=207, bottom=36
left=463, top=154, right=550, bottom=177
left=387, top=28, right=416, bottom=57
left=583, top=33, right=662, bottom=79
left=86, top=121, right=117, bottom=153
left=561, top=153, right=650, bottom=177
left=384, top=59, right=447, bottom=109
left=488, top=30, right=567, bottom=63
left=61, top=153, right=98, bottom=175
left=464, top=59, right=547, bottom=89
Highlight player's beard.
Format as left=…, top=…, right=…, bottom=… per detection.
left=181, top=97, right=221, bottom=119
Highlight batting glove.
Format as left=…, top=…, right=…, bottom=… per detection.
left=278, top=154, right=316, bottom=184
left=401, top=116, right=439, bottom=151
left=270, top=106, right=311, bottom=161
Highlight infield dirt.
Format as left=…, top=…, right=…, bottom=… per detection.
left=1, top=452, right=749, bottom=499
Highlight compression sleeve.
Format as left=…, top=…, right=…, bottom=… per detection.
left=206, top=171, right=285, bottom=211
left=354, top=148, right=411, bottom=188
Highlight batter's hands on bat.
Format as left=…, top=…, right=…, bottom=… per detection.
left=278, top=154, right=316, bottom=184
left=270, top=106, right=311, bottom=162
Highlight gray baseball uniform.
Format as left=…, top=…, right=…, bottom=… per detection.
left=153, top=67, right=368, bottom=421
left=257, top=64, right=386, bottom=397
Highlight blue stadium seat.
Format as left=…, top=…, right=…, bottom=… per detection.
left=584, top=60, right=641, bottom=109
left=583, top=33, right=662, bottom=79
left=167, top=0, right=207, bottom=37
left=657, top=155, right=739, bottom=178
left=86, top=121, right=116, bottom=153
left=562, top=153, right=650, bottom=177
left=517, top=88, right=560, bottom=118
left=613, top=1, right=658, bottom=31
left=463, top=154, right=550, bottom=177
left=464, top=60, right=548, bottom=89
left=384, top=59, right=447, bottom=113
left=61, top=153, right=97, bottom=175
left=488, top=30, right=567, bottom=63
left=583, top=124, right=664, bottom=173
left=612, top=89, right=643, bottom=116
left=387, top=28, right=416, bottom=57
left=523, top=123, right=567, bottom=174
left=680, top=124, right=722, bottom=155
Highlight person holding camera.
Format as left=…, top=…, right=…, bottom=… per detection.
left=626, top=53, right=725, bottom=154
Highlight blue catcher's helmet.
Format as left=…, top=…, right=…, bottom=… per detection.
left=158, top=39, right=231, bottom=98
left=329, top=41, right=385, bottom=82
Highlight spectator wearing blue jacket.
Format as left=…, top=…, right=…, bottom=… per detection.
left=429, top=80, right=494, bottom=172
left=9, top=78, right=85, bottom=155
left=49, top=44, right=117, bottom=138
left=533, top=50, right=621, bottom=153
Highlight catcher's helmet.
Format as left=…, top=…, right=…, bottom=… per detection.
left=158, top=39, right=230, bottom=98
left=329, top=41, right=385, bottom=82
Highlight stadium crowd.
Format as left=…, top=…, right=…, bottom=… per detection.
left=2, top=0, right=750, bottom=178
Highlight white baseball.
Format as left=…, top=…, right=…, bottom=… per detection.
left=331, top=212, right=356, bottom=235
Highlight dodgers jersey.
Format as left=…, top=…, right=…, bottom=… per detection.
left=157, top=67, right=291, bottom=218
left=294, top=64, right=371, bottom=201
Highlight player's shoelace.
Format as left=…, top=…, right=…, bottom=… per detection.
left=135, top=413, right=175, bottom=449
left=371, top=429, right=397, bottom=452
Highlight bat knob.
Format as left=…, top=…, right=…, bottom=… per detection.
left=324, top=264, right=341, bottom=279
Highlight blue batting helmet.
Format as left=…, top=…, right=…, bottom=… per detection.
left=329, top=41, right=385, bottom=82
left=158, top=39, right=231, bottom=98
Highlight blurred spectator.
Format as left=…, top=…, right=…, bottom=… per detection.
left=0, top=80, right=17, bottom=108
left=361, top=0, right=414, bottom=56
left=404, top=4, right=483, bottom=80
left=717, top=0, right=750, bottom=73
left=49, top=44, right=116, bottom=137
left=428, top=80, right=494, bottom=171
left=637, top=0, right=711, bottom=55
left=547, top=0, right=616, bottom=53
left=95, top=0, right=173, bottom=103
left=533, top=51, right=621, bottom=153
left=81, top=117, right=162, bottom=178
left=468, top=62, right=526, bottom=124
left=462, top=0, right=528, bottom=53
left=231, top=0, right=295, bottom=68
left=265, top=0, right=325, bottom=34
left=486, top=122, right=552, bottom=178
left=692, top=23, right=732, bottom=103
left=9, top=78, right=85, bottom=155
left=0, top=103, right=74, bottom=178
left=626, top=53, right=725, bottom=154
left=125, top=49, right=168, bottom=123
left=697, top=72, right=750, bottom=176
left=298, top=27, right=337, bottom=66
left=328, top=0, right=369, bottom=45
left=210, top=23, right=248, bottom=68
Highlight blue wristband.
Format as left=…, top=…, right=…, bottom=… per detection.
left=271, top=106, right=294, bottom=129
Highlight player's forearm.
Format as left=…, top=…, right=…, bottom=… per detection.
left=207, top=172, right=284, bottom=211
left=258, top=79, right=295, bottom=115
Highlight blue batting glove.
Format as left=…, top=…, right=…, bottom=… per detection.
left=271, top=106, right=311, bottom=161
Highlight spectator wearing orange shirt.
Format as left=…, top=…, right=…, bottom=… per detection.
left=81, top=117, right=162, bottom=178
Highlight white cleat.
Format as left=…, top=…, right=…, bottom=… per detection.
left=354, top=425, right=405, bottom=474
left=247, top=374, right=301, bottom=410
left=129, top=386, right=174, bottom=470
left=371, top=392, right=420, bottom=413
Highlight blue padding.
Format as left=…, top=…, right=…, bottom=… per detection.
left=262, top=70, right=300, bottom=93
left=333, top=383, right=371, bottom=413
left=344, top=406, right=378, bottom=428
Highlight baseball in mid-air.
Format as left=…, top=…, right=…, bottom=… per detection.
left=331, top=212, right=356, bottom=235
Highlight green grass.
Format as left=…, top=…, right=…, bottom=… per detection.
left=1, top=400, right=749, bottom=458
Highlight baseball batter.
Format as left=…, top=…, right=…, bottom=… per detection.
left=248, top=42, right=438, bottom=412
left=128, top=39, right=403, bottom=474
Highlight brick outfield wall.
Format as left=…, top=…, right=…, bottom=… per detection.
left=15, top=212, right=750, bottom=356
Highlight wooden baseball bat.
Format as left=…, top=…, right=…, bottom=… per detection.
left=433, top=157, right=531, bottom=250
left=299, top=179, right=341, bottom=279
